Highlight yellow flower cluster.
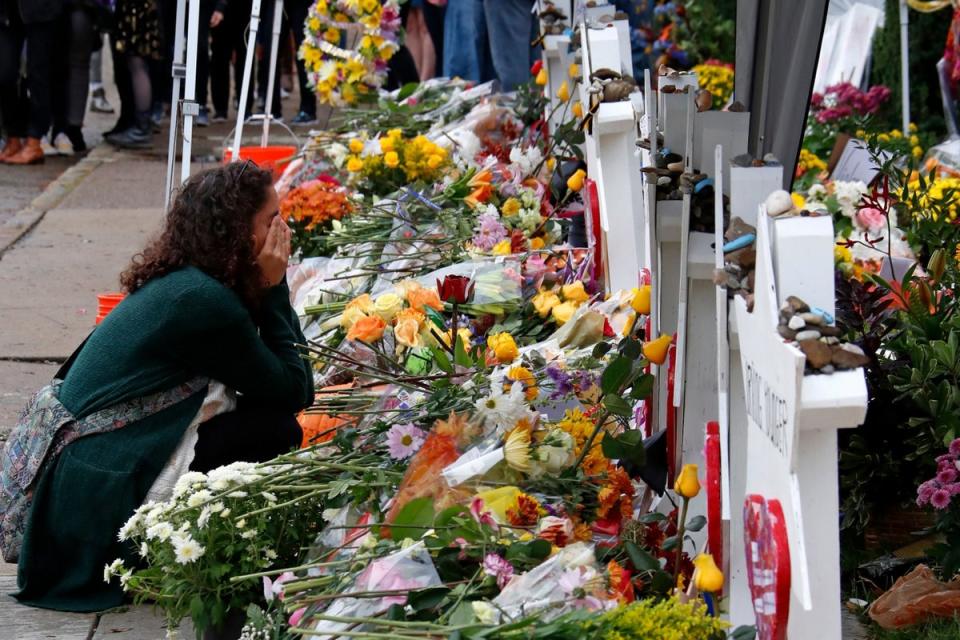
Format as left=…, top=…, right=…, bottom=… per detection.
left=796, top=148, right=827, bottom=177
left=857, top=124, right=924, bottom=160
left=908, top=175, right=960, bottom=222
left=599, top=597, right=729, bottom=640
left=299, top=0, right=400, bottom=106
left=345, top=130, right=450, bottom=184
left=693, top=62, right=734, bottom=108
left=556, top=408, right=608, bottom=475
left=531, top=280, right=590, bottom=325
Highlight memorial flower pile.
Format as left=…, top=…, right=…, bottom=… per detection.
left=105, top=74, right=752, bottom=640
left=692, top=59, right=734, bottom=107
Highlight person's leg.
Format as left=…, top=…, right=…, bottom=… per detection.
left=232, top=0, right=254, bottom=112
left=0, top=17, right=27, bottom=159
left=105, top=54, right=154, bottom=148
left=423, top=2, right=444, bottom=79
left=7, top=18, right=58, bottom=164
left=65, top=8, right=97, bottom=150
left=209, top=7, right=230, bottom=118
left=50, top=13, right=71, bottom=144
left=195, top=0, right=216, bottom=124
left=189, top=402, right=302, bottom=472
left=482, top=0, right=533, bottom=90
left=405, top=8, right=425, bottom=78
left=109, top=41, right=136, bottom=134
left=442, top=0, right=478, bottom=80
left=289, top=0, right=316, bottom=120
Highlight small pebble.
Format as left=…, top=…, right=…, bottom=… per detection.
left=778, top=325, right=796, bottom=340
left=785, top=296, right=810, bottom=313
left=820, top=336, right=839, bottom=345
left=657, top=176, right=672, bottom=186
left=821, top=364, right=835, bottom=374
left=795, top=329, right=821, bottom=341
left=819, top=325, right=841, bottom=337
left=667, top=161, right=684, bottom=172
left=799, top=312, right=823, bottom=326
left=840, top=343, right=866, bottom=356
left=788, top=315, right=805, bottom=330
left=765, top=190, right=794, bottom=217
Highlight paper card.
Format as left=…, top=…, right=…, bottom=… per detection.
left=827, top=134, right=887, bottom=185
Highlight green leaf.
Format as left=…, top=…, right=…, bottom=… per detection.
left=630, top=373, right=655, bottom=400
left=624, top=541, right=660, bottom=571
left=650, top=570, right=674, bottom=593
left=408, top=586, right=450, bottom=612
left=391, top=497, right=435, bottom=540
left=435, top=504, right=469, bottom=528
left=686, top=515, right=707, bottom=532
left=603, top=393, right=633, bottom=417
left=620, top=338, right=642, bottom=360
left=639, top=512, right=668, bottom=524
left=601, top=356, right=632, bottom=394
left=600, top=430, right=646, bottom=465
left=454, top=332, right=471, bottom=367
left=431, top=346, right=453, bottom=374
left=592, top=342, right=613, bottom=359
left=730, top=626, right=757, bottom=640
left=662, top=535, right=679, bottom=551
left=397, top=82, right=420, bottom=101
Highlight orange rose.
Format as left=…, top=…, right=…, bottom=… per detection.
left=395, top=307, right=425, bottom=326
left=407, top=287, right=443, bottom=312
left=394, top=317, right=422, bottom=348
left=346, top=314, right=386, bottom=342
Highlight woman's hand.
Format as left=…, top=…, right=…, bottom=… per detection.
left=210, top=10, right=224, bottom=27
left=256, top=216, right=291, bottom=288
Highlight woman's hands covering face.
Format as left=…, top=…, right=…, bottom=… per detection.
left=256, top=216, right=291, bottom=288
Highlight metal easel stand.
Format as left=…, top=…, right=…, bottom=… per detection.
left=229, top=0, right=285, bottom=162
left=163, top=0, right=202, bottom=212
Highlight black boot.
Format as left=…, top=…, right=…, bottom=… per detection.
left=65, top=126, right=87, bottom=153
left=105, top=111, right=153, bottom=149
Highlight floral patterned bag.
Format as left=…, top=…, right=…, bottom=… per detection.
left=0, top=376, right=207, bottom=562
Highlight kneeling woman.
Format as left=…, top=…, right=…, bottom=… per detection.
left=2, top=162, right=314, bottom=611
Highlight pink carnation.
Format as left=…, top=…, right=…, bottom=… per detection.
left=483, top=553, right=514, bottom=589
left=855, top=207, right=886, bottom=233
left=931, top=488, right=952, bottom=510
left=950, top=439, right=960, bottom=456
left=938, top=468, right=959, bottom=485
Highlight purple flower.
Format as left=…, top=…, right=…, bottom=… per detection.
left=938, top=468, right=959, bottom=485
left=949, top=483, right=960, bottom=496
left=386, top=423, right=426, bottom=460
left=950, top=439, right=960, bottom=456
left=931, top=489, right=952, bottom=510
left=482, top=553, right=514, bottom=589
left=472, top=213, right=507, bottom=251
left=917, top=481, right=937, bottom=506
left=546, top=364, right=574, bottom=398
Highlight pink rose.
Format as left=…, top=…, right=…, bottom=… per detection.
left=855, top=207, right=886, bottom=233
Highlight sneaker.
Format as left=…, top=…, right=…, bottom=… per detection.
left=150, top=104, right=165, bottom=127
left=89, top=87, right=114, bottom=114
left=40, top=136, right=58, bottom=156
left=65, top=126, right=87, bottom=153
left=195, top=107, right=210, bottom=127
left=291, top=110, right=318, bottom=125
left=280, top=87, right=291, bottom=100
left=105, top=125, right=152, bottom=149
left=53, top=132, right=75, bottom=156
left=212, top=111, right=228, bottom=123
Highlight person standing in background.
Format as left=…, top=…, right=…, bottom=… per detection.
left=210, top=0, right=253, bottom=121
left=105, top=0, right=163, bottom=149
left=89, top=35, right=116, bottom=114
left=0, top=0, right=65, bottom=165
left=480, top=0, right=536, bottom=92
left=287, top=0, right=317, bottom=125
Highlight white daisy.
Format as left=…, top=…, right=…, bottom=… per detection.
left=173, top=536, right=205, bottom=564
left=186, top=489, right=212, bottom=508
left=146, top=522, right=174, bottom=542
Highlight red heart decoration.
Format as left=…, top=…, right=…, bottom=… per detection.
left=743, top=494, right=791, bottom=640
left=705, top=421, right=723, bottom=574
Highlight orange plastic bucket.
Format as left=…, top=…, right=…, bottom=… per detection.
left=223, top=145, right=297, bottom=179
left=96, top=292, right=126, bottom=324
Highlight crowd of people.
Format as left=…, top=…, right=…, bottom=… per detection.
left=0, top=0, right=540, bottom=166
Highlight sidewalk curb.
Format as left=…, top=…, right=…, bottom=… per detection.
left=0, top=145, right=115, bottom=257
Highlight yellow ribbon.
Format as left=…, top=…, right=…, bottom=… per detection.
left=906, top=0, right=955, bottom=13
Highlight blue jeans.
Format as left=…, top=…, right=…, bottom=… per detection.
left=443, top=0, right=536, bottom=92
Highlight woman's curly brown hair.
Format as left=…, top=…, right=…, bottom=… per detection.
left=121, top=161, right=274, bottom=309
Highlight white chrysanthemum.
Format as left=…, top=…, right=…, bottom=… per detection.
left=186, top=489, right=212, bottom=508
left=197, top=506, right=212, bottom=529
left=261, top=492, right=277, bottom=503
left=241, top=530, right=257, bottom=540
left=119, top=570, right=133, bottom=590
left=472, top=600, right=498, bottom=625
left=228, top=491, right=248, bottom=499
left=117, top=514, right=141, bottom=541
left=236, top=518, right=246, bottom=529
left=833, top=180, right=868, bottom=218
left=264, top=549, right=278, bottom=561
left=208, top=501, right=225, bottom=513
left=327, top=142, right=348, bottom=167
left=146, top=522, right=174, bottom=542
left=173, top=535, right=205, bottom=564
left=517, top=208, right=542, bottom=233
left=139, top=542, right=149, bottom=558
left=103, top=558, right=124, bottom=583
left=509, top=146, right=543, bottom=175
left=473, top=382, right=532, bottom=432
left=173, top=471, right=207, bottom=498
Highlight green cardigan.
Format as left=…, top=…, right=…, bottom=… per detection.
left=15, top=266, right=314, bottom=612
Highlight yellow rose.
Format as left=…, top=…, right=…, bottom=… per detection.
left=643, top=334, right=672, bottom=365
left=346, top=293, right=375, bottom=313
left=551, top=301, right=577, bottom=325
left=346, top=314, right=386, bottom=342
left=394, top=317, right=422, bottom=348
left=427, top=154, right=443, bottom=170
left=674, top=463, right=700, bottom=498
left=492, top=239, right=512, bottom=255
left=384, top=151, right=400, bottom=168
left=568, top=63, right=580, bottom=79
left=373, top=292, right=403, bottom=321
left=346, top=156, right=363, bottom=172
left=566, top=168, right=586, bottom=192
left=561, top=281, right=589, bottom=303
left=546, top=157, right=556, bottom=171
left=557, top=80, right=570, bottom=103
left=380, top=136, right=394, bottom=153
left=631, top=285, right=651, bottom=315
left=443, top=327, right=472, bottom=350
left=692, top=553, right=724, bottom=593
left=572, top=102, right=583, bottom=119
left=535, top=68, right=548, bottom=86
left=487, top=332, right=519, bottom=363
left=340, top=305, right=367, bottom=330
left=530, top=236, right=545, bottom=250
left=348, top=138, right=364, bottom=153
left=532, top=290, right=561, bottom=318
left=501, top=198, right=521, bottom=216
